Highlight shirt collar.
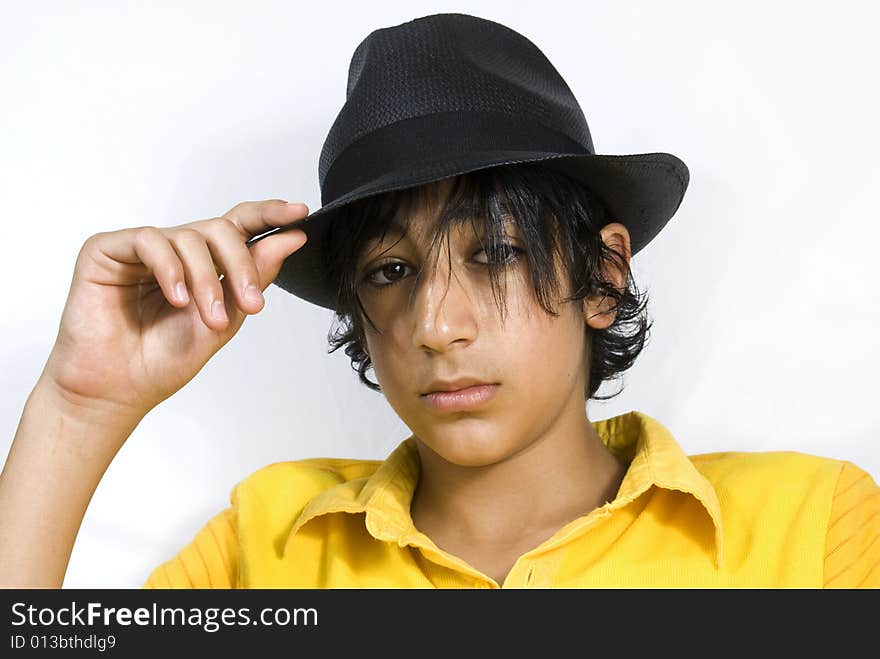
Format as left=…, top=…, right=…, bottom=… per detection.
left=283, top=410, right=724, bottom=569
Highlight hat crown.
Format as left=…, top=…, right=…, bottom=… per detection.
left=318, top=13, right=595, bottom=192
left=266, top=12, right=688, bottom=310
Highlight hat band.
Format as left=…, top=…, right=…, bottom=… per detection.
left=320, top=110, right=592, bottom=205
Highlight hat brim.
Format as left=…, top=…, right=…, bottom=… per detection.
left=248, top=150, right=689, bottom=311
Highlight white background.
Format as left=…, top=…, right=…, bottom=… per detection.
left=1, top=1, right=878, bottom=587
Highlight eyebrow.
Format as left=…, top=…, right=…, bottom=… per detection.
left=368, top=218, right=409, bottom=241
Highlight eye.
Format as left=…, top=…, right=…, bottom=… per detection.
left=473, top=242, right=523, bottom=265
left=362, top=261, right=413, bottom=288
left=361, top=243, right=523, bottom=289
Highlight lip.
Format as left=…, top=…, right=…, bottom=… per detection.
left=421, top=384, right=499, bottom=412
left=421, top=377, right=495, bottom=394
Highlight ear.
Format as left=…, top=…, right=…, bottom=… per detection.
left=583, top=222, right=632, bottom=331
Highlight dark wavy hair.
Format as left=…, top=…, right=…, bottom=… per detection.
left=320, top=161, right=652, bottom=401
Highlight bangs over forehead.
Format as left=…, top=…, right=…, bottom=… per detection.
left=324, top=165, right=571, bottom=328
left=356, top=173, right=523, bottom=260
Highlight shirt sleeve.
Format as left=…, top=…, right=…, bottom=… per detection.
left=823, top=461, right=880, bottom=588
left=142, top=507, right=238, bottom=589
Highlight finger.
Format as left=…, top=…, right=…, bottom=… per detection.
left=168, top=228, right=230, bottom=330
left=96, top=227, right=190, bottom=307
left=219, top=199, right=310, bottom=240
left=246, top=226, right=309, bottom=291
left=199, top=217, right=266, bottom=316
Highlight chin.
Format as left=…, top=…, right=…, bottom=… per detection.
left=420, top=427, right=515, bottom=468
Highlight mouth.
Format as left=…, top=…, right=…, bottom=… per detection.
left=420, top=383, right=499, bottom=412
left=421, top=377, right=497, bottom=394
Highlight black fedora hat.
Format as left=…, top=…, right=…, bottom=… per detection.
left=247, top=12, right=690, bottom=312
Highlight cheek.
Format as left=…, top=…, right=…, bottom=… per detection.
left=363, top=334, right=411, bottom=394
left=505, top=314, right=586, bottom=393
left=506, top=331, right=564, bottom=394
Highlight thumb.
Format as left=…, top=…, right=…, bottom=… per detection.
left=250, top=228, right=309, bottom=291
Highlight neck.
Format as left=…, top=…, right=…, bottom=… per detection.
left=410, top=402, right=628, bottom=545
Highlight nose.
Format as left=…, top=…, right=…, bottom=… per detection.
left=409, top=253, right=479, bottom=353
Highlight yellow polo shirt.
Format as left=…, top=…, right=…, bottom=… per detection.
left=143, top=410, right=880, bottom=588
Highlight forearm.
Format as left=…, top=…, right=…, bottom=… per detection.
left=0, top=376, right=144, bottom=587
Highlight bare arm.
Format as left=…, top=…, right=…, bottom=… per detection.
left=0, top=375, right=144, bottom=587
left=1, top=199, right=308, bottom=588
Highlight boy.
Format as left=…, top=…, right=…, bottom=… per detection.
left=2, top=13, right=877, bottom=589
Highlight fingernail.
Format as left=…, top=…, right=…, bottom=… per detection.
left=244, top=284, right=263, bottom=305
left=286, top=202, right=308, bottom=211
left=211, top=299, right=227, bottom=321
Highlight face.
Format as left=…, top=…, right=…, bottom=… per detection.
left=355, top=177, right=629, bottom=468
